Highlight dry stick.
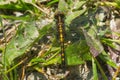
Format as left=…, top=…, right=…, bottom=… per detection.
left=21, top=65, right=26, bottom=80
left=30, top=3, right=49, bottom=15
left=4, top=57, right=28, bottom=74
left=112, top=66, right=120, bottom=80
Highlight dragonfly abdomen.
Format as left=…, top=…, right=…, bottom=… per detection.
left=54, top=12, right=66, bottom=69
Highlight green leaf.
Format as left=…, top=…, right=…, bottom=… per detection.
left=81, top=26, right=104, bottom=57
left=41, top=47, right=60, bottom=58
left=115, top=0, right=120, bottom=6
left=65, top=40, right=91, bottom=65
left=65, top=10, right=86, bottom=25
left=30, top=58, right=45, bottom=63
left=3, top=22, right=52, bottom=66
left=73, top=1, right=86, bottom=10
left=3, top=22, right=39, bottom=66
left=38, top=23, right=53, bottom=39
left=39, top=47, right=60, bottom=66
left=58, top=0, right=68, bottom=13
left=29, top=58, right=45, bottom=66
left=0, top=1, right=37, bottom=11
left=43, top=56, right=60, bottom=66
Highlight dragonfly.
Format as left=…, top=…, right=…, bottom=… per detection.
left=54, top=11, right=66, bottom=71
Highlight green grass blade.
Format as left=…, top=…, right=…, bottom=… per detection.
left=47, top=0, right=59, bottom=6
left=92, top=57, right=98, bottom=80
left=0, top=15, right=30, bottom=20
left=94, top=57, right=108, bottom=80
